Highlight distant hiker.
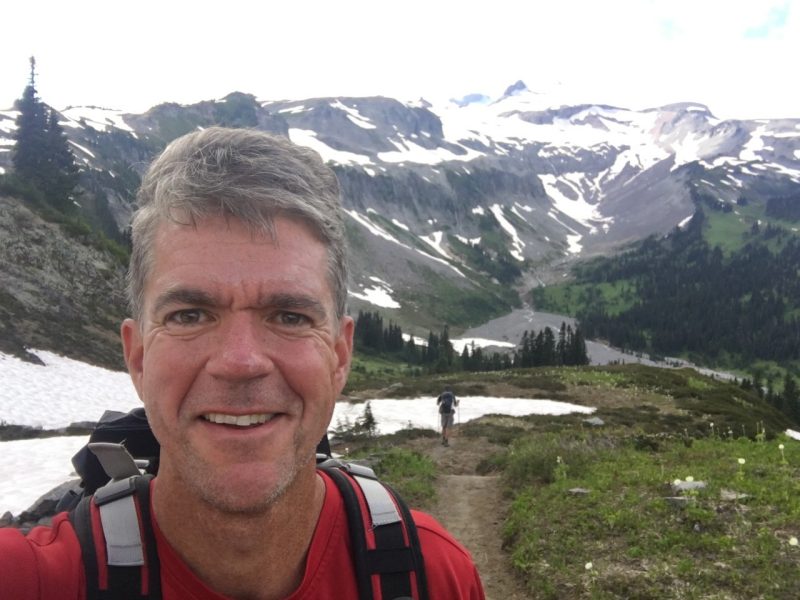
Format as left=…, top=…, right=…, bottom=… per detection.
left=437, top=386, right=459, bottom=446
left=0, top=128, right=485, bottom=599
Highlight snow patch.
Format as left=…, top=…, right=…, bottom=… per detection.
left=345, top=209, right=400, bottom=243
left=331, top=100, right=376, bottom=130
left=349, top=276, right=401, bottom=309
left=449, top=338, right=515, bottom=353
left=538, top=173, right=610, bottom=233
left=289, top=128, right=372, bottom=166
left=455, top=235, right=481, bottom=245
left=391, top=219, right=410, bottom=231
left=740, top=126, right=767, bottom=161
left=68, top=140, right=95, bottom=158
left=377, top=137, right=484, bottom=165
left=420, top=231, right=453, bottom=260
left=332, top=396, right=594, bottom=438
left=678, top=214, right=695, bottom=229
left=277, top=104, right=307, bottom=114
left=489, top=204, right=525, bottom=261
left=61, top=106, right=134, bottom=133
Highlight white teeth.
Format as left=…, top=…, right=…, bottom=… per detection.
left=204, top=413, right=273, bottom=427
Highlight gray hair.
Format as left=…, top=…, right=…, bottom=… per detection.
left=127, top=127, right=348, bottom=321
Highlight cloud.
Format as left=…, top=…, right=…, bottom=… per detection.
left=744, top=2, right=791, bottom=38
left=0, top=0, right=797, bottom=120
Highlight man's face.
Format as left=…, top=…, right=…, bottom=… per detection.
left=121, top=215, right=353, bottom=513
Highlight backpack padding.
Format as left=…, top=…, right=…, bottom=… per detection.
left=382, top=481, right=430, bottom=600
left=69, top=496, right=101, bottom=599
left=348, top=472, right=414, bottom=600
left=104, top=475, right=160, bottom=599
left=131, top=475, right=161, bottom=598
left=325, top=467, right=375, bottom=600
left=325, top=466, right=426, bottom=600
left=370, top=512, right=414, bottom=600
left=70, top=475, right=161, bottom=599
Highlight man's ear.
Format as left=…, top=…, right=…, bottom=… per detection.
left=333, top=316, right=355, bottom=393
left=121, top=318, right=144, bottom=399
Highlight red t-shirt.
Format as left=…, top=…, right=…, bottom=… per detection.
left=0, top=472, right=485, bottom=599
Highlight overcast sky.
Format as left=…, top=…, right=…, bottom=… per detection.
left=1, top=0, right=797, bottom=120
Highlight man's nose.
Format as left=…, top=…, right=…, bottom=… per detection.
left=206, top=314, right=274, bottom=380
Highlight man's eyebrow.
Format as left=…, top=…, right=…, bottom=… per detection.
left=266, top=293, right=328, bottom=317
left=151, top=289, right=330, bottom=317
left=152, top=288, right=217, bottom=315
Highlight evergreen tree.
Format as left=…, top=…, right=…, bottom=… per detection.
left=12, top=57, right=79, bottom=211
left=13, top=58, right=49, bottom=190
left=425, top=331, right=440, bottom=364
left=557, top=323, right=568, bottom=365
left=541, top=327, right=557, bottom=366
left=440, top=325, right=455, bottom=367
left=783, top=373, right=800, bottom=424
left=355, top=401, right=377, bottom=438
left=404, top=337, right=419, bottom=364
left=460, top=345, right=471, bottom=370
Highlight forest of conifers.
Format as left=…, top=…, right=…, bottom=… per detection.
left=562, top=210, right=800, bottom=367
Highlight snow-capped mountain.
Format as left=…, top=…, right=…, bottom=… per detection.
left=1, top=82, right=799, bottom=365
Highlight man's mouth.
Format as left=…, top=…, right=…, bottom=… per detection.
left=202, top=413, right=275, bottom=427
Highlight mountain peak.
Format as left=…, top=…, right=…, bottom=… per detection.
left=502, top=80, right=529, bottom=98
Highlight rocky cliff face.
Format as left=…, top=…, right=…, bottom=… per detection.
left=0, top=196, right=127, bottom=369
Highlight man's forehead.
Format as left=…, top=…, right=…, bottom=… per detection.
left=143, top=215, right=336, bottom=306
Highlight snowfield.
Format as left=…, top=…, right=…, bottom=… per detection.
left=0, top=350, right=593, bottom=516
left=2, top=349, right=797, bottom=517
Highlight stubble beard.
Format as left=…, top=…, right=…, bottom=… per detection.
left=174, top=428, right=315, bottom=516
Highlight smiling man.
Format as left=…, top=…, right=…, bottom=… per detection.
left=0, top=128, right=485, bottom=599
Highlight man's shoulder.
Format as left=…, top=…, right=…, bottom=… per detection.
left=411, top=509, right=472, bottom=558
left=0, top=511, right=76, bottom=549
left=0, top=512, right=84, bottom=599
left=410, top=509, right=485, bottom=597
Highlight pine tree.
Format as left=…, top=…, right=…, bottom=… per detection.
left=355, top=401, right=377, bottom=438
left=557, top=322, right=568, bottom=365
left=13, top=58, right=49, bottom=191
left=570, top=325, right=589, bottom=365
left=782, top=373, right=800, bottom=424
left=440, top=325, right=454, bottom=367
left=12, top=57, right=79, bottom=211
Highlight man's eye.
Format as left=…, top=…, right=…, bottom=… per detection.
left=278, top=312, right=311, bottom=327
left=165, top=309, right=205, bottom=326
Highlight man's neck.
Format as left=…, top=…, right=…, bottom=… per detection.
left=152, top=469, right=326, bottom=600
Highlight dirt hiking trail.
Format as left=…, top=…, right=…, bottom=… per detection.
left=411, top=432, right=530, bottom=600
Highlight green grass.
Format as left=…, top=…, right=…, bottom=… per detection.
left=531, top=280, right=637, bottom=318
left=703, top=203, right=800, bottom=256
left=703, top=209, right=753, bottom=254
left=403, top=262, right=517, bottom=326
left=345, top=447, right=437, bottom=507
left=343, top=363, right=798, bottom=598
left=347, top=353, right=413, bottom=388
left=501, top=431, right=800, bottom=599
left=374, top=448, right=437, bottom=506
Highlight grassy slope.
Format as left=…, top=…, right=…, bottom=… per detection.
left=531, top=204, right=800, bottom=374
left=347, top=364, right=799, bottom=599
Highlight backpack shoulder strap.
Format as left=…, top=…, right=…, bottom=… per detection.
left=69, top=474, right=160, bottom=599
left=319, top=460, right=429, bottom=600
